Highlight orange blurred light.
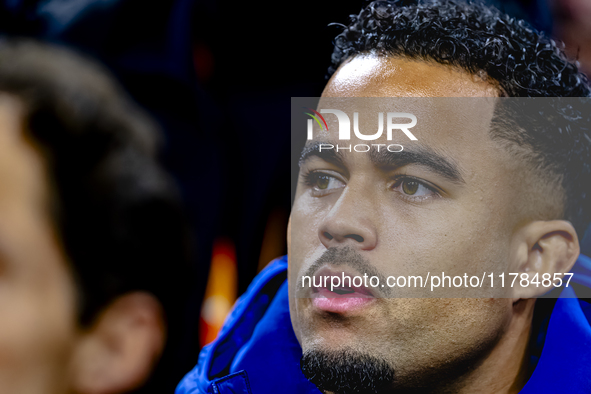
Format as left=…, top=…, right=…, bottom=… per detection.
left=199, top=238, right=237, bottom=347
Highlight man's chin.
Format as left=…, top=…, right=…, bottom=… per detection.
left=300, top=348, right=395, bottom=394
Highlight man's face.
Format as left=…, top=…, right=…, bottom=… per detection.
left=288, top=55, right=530, bottom=389
left=0, top=95, right=79, bottom=394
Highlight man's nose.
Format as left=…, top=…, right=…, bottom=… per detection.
left=318, top=186, right=377, bottom=251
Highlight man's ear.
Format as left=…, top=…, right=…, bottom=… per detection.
left=70, top=292, right=165, bottom=394
left=511, top=220, right=580, bottom=299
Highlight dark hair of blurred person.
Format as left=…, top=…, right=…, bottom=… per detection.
left=0, top=38, right=191, bottom=394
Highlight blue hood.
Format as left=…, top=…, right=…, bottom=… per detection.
left=177, top=255, right=591, bottom=394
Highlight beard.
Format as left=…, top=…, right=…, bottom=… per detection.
left=300, top=349, right=395, bottom=394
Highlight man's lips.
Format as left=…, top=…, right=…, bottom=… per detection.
left=311, top=296, right=376, bottom=313
left=308, top=266, right=378, bottom=313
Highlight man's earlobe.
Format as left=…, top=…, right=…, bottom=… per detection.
left=70, top=292, right=165, bottom=394
left=512, top=220, right=580, bottom=299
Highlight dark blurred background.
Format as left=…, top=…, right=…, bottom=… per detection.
left=0, top=0, right=589, bottom=389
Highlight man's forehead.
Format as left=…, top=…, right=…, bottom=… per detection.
left=323, top=54, right=500, bottom=98
left=317, top=55, right=500, bottom=146
left=310, top=96, right=497, bottom=153
left=298, top=95, right=502, bottom=187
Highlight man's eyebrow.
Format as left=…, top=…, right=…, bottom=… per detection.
left=299, top=141, right=464, bottom=184
left=370, top=146, right=465, bottom=184
left=299, top=141, right=345, bottom=168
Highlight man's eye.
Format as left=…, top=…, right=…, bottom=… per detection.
left=402, top=180, right=420, bottom=195
left=304, top=172, right=345, bottom=193
left=393, top=177, right=437, bottom=198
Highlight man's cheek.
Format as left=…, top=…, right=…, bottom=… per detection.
left=290, top=210, right=323, bottom=250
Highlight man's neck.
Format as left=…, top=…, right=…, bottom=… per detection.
left=441, top=298, right=536, bottom=394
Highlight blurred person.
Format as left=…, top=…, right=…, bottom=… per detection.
left=550, top=0, right=591, bottom=75
left=176, top=1, right=591, bottom=393
left=0, top=38, right=191, bottom=393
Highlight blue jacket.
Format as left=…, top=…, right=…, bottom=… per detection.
left=176, top=255, right=591, bottom=394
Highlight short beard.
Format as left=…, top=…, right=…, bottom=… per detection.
left=300, top=349, right=395, bottom=394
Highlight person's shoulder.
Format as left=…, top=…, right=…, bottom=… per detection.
left=522, top=254, right=591, bottom=393
left=176, top=256, right=289, bottom=394
left=216, top=256, right=289, bottom=340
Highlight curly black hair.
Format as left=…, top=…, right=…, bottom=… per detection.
left=330, top=0, right=590, bottom=97
left=329, top=0, right=591, bottom=238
